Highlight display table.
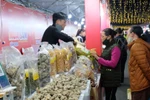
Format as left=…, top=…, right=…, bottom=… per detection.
left=0, top=86, right=16, bottom=100
left=79, top=80, right=91, bottom=100
left=90, top=74, right=101, bottom=100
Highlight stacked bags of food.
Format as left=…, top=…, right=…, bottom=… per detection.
left=22, top=47, right=40, bottom=97
left=2, top=46, right=25, bottom=100
left=38, top=45, right=50, bottom=87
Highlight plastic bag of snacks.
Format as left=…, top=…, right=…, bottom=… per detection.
left=53, top=45, right=65, bottom=73
left=77, top=55, right=93, bottom=69
left=60, top=42, right=72, bottom=72
left=67, top=42, right=77, bottom=66
left=22, top=47, right=34, bottom=54
left=46, top=44, right=57, bottom=76
left=37, top=46, right=50, bottom=87
left=23, top=47, right=40, bottom=97
left=75, top=44, right=90, bottom=56
left=2, top=46, right=25, bottom=100
left=69, top=63, right=95, bottom=81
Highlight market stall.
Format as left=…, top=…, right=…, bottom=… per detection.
left=0, top=42, right=101, bottom=100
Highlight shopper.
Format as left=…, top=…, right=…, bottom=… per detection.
left=91, top=28, right=121, bottom=100
left=127, top=25, right=150, bottom=100
left=144, top=24, right=150, bottom=43
left=115, top=28, right=127, bottom=83
left=41, top=12, right=75, bottom=45
left=76, top=29, right=86, bottom=43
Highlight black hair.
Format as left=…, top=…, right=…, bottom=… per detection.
left=103, top=28, right=117, bottom=38
left=115, top=28, right=124, bottom=34
left=130, top=25, right=147, bottom=41
left=149, top=24, right=150, bottom=29
left=52, top=12, right=67, bottom=25
left=76, top=29, right=85, bottom=36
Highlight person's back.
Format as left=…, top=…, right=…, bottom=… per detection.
left=115, top=35, right=127, bottom=56
left=115, top=28, right=128, bottom=83
left=42, top=26, right=58, bottom=45
left=145, top=30, right=150, bottom=43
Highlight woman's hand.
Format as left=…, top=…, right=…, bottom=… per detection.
left=90, top=49, right=99, bottom=60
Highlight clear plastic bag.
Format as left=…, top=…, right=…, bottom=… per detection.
left=37, top=46, right=50, bottom=87
left=69, top=63, right=95, bottom=81
left=77, top=56, right=93, bottom=69
left=75, top=44, right=90, bottom=56
left=60, top=42, right=72, bottom=72
left=23, top=47, right=40, bottom=97
left=46, top=44, right=57, bottom=76
left=2, top=46, right=25, bottom=100
left=22, top=47, right=34, bottom=55
left=53, top=45, right=65, bottom=73
left=67, top=42, right=77, bottom=66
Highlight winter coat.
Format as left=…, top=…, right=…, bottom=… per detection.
left=128, top=38, right=150, bottom=92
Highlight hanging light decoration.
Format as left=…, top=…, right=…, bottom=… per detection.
left=108, top=0, right=150, bottom=26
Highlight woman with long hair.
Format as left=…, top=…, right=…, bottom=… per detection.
left=91, top=28, right=121, bottom=100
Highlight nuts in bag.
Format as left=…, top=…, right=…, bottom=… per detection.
left=2, top=46, right=25, bottom=100
left=28, top=74, right=87, bottom=100
left=37, top=46, right=50, bottom=87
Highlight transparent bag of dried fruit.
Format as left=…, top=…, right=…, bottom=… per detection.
left=2, top=46, right=25, bottom=100
left=53, top=45, right=65, bottom=73
left=67, top=42, right=77, bottom=66
left=23, top=47, right=40, bottom=97
left=46, top=44, right=57, bottom=76
left=60, top=42, right=72, bottom=72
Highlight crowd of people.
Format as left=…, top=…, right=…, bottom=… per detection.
left=41, top=12, right=150, bottom=100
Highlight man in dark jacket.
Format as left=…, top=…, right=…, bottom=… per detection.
left=115, top=28, right=128, bottom=83
left=42, top=12, right=75, bottom=45
left=144, top=24, right=150, bottom=44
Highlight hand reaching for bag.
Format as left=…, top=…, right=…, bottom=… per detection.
left=90, top=49, right=99, bottom=60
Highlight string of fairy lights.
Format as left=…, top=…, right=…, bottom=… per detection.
left=108, top=0, right=150, bottom=27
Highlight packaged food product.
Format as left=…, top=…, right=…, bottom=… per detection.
left=60, top=43, right=72, bottom=72
left=77, top=55, right=93, bottom=69
left=70, top=64, right=95, bottom=81
left=46, top=44, right=57, bottom=76
left=23, top=47, right=40, bottom=97
left=53, top=45, right=65, bottom=73
left=67, top=42, right=77, bottom=66
left=37, top=47, right=50, bottom=87
left=2, top=46, right=25, bottom=100
left=75, top=44, right=90, bottom=56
